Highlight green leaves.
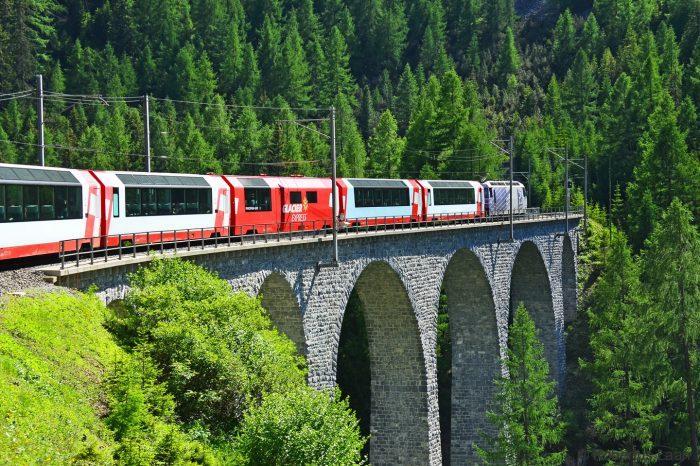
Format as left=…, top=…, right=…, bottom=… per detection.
left=110, top=258, right=365, bottom=463
left=476, top=304, right=566, bottom=465
left=234, top=387, right=366, bottom=465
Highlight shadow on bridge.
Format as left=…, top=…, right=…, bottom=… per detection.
left=439, top=248, right=499, bottom=465
left=336, top=261, right=430, bottom=466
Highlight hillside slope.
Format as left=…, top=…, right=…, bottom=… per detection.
left=0, top=292, right=118, bottom=464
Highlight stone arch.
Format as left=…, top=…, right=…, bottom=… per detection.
left=258, top=272, right=306, bottom=356
left=440, top=249, right=499, bottom=465
left=337, top=261, right=429, bottom=465
left=562, top=235, right=577, bottom=323
left=510, top=241, right=558, bottom=381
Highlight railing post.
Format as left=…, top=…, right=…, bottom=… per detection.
left=90, top=241, right=94, bottom=265
left=133, top=234, right=136, bottom=258
left=174, top=230, right=177, bottom=254
left=60, top=241, right=65, bottom=269
left=118, top=234, right=122, bottom=260
left=201, top=228, right=205, bottom=250
left=75, top=239, right=80, bottom=268
left=160, top=231, right=164, bottom=255
left=146, top=232, right=150, bottom=254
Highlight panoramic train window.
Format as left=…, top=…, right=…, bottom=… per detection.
left=0, top=184, right=82, bottom=222
left=433, top=188, right=475, bottom=206
left=244, top=188, right=272, bottom=212
left=290, top=191, right=302, bottom=204
left=125, top=187, right=212, bottom=217
left=354, top=187, right=409, bottom=208
left=306, top=191, right=318, bottom=203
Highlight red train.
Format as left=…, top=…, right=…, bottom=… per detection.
left=0, top=163, right=527, bottom=261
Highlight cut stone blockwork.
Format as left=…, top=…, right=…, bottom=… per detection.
left=442, top=249, right=499, bottom=465
left=49, top=218, right=580, bottom=466
left=258, top=272, right=306, bottom=356
left=354, top=262, right=430, bottom=465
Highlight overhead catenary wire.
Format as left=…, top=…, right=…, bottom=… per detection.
left=151, top=96, right=329, bottom=113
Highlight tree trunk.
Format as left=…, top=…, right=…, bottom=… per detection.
left=683, top=340, right=698, bottom=466
left=680, top=281, right=699, bottom=466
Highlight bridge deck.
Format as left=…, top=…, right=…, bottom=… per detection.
left=40, top=212, right=582, bottom=279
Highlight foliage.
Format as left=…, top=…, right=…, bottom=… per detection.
left=0, top=291, right=214, bottom=465
left=111, top=258, right=306, bottom=433
left=583, top=230, right=661, bottom=464
left=640, top=199, right=700, bottom=464
left=476, top=304, right=566, bottom=465
left=0, top=292, right=117, bottom=464
left=105, top=354, right=218, bottom=465
left=111, top=258, right=365, bottom=463
left=234, top=387, right=366, bottom=465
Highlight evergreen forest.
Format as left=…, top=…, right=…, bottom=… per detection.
left=1, top=0, right=700, bottom=463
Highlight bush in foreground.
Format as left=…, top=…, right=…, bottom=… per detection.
left=235, top=387, right=366, bottom=465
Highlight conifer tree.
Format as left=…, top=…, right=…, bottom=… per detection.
left=232, top=107, right=270, bottom=176
left=497, top=27, right=520, bottom=83
left=271, top=103, right=307, bottom=176
left=368, top=110, right=404, bottom=178
left=0, top=125, right=18, bottom=163
left=358, top=84, right=376, bottom=140
left=658, top=23, right=683, bottom=103
left=394, top=64, right=418, bottom=135
left=553, top=9, right=576, bottom=74
left=219, top=20, right=244, bottom=96
left=307, top=36, right=328, bottom=105
left=77, top=125, right=109, bottom=169
left=237, top=43, right=261, bottom=103
left=257, top=13, right=283, bottom=99
left=563, top=50, right=598, bottom=123
left=335, top=94, right=365, bottom=177
left=641, top=200, right=700, bottom=466
left=278, top=13, right=311, bottom=108
left=584, top=230, right=661, bottom=465
left=581, top=13, right=603, bottom=58
left=475, top=304, right=566, bottom=465
left=627, top=90, right=700, bottom=248
left=320, top=27, right=356, bottom=106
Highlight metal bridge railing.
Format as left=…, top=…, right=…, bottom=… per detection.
left=58, top=208, right=582, bottom=269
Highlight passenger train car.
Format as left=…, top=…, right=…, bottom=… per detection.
left=0, top=163, right=527, bottom=261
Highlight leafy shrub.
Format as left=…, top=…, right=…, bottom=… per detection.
left=110, top=258, right=306, bottom=432
left=235, top=387, right=366, bottom=465
left=105, top=353, right=217, bottom=465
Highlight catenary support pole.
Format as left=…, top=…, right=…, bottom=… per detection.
left=528, top=156, right=531, bottom=202
left=144, top=94, right=151, bottom=172
left=509, top=134, right=514, bottom=242
left=584, top=152, right=588, bottom=231
left=565, top=148, right=569, bottom=234
left=36, top=74, right=45, bottom=166
left=330, top=106, right=338, bottom=264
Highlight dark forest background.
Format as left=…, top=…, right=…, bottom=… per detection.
left=0, top=0, right=698, bottom=248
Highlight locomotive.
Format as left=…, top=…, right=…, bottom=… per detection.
left=0, top=163, right=527, bottom=261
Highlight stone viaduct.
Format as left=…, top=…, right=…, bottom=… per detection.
left=45, top=216, right=580, bottom=465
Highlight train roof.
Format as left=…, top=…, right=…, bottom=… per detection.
left=421, top=180, right=481, bottom=189
left=482, top=180, right=524, bottom=187
left=114, top=172, right=210, bottom=187
left=225, top=175, right=331, bottom=189
left=344, top=178, right=409, bottom=188
left=0, top=163, right=81, bottom=185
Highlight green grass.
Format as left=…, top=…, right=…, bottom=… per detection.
left=0, top=292, right=120, bottom=465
